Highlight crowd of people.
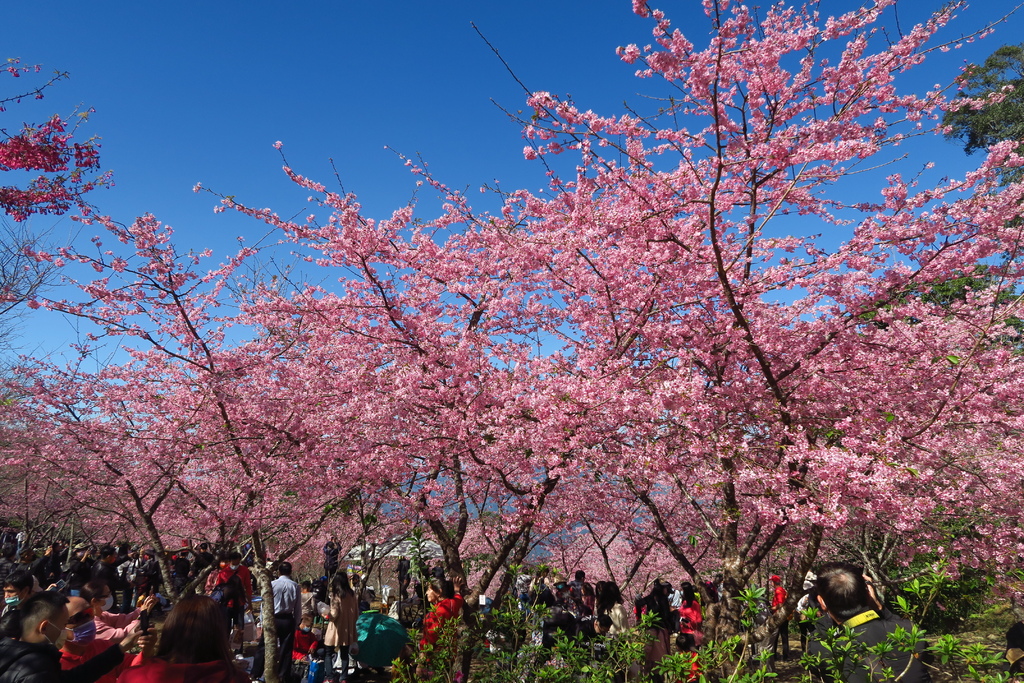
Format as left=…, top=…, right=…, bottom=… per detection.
left=505, top=563, right=1019, bottom=682
left=0, top=539, right=299, bottom=683
left=0, top=536, right=433, bottom=683
left=0, top=538, right=217, bottom=615
left=511, top=569, right=703, bottom=680
left=2, top=531, right=1023, bottom=683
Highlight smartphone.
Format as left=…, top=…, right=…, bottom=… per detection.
left=139, top=610, right=150, bottom=635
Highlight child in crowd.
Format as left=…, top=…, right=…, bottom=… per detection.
left=293, top=616, right=320, bottom=661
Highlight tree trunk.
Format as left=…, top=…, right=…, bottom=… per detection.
left=253, top=559, right=280, bottom=683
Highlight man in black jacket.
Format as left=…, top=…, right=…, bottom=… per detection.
left=0, top=547, right=16, bottom=589
left=807, top=562, right=930, bottom=683
left=0, top=591, right=143, bottom=683
left=89, top=548, right=125, bottom=615
left=64, top=548, right=93, bottom=598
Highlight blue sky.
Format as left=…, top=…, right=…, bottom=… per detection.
left=4, top=0, right=1023, bottom=358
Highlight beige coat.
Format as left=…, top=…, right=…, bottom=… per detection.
left=607, top=603, right=630, bottom=635
left=324, top=592, right=358, bottom=647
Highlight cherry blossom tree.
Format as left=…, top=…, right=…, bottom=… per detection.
left=0, top=60, right=107, bottom=351
left=219, top=0, right=1024, bottom=641
left=4, top=213, right=377, bottom=682
left=5, top=2, right=1024, bottom=670
left=1, top=58, right=106, bottom=222
left=212, top=166, right=610, bottom=608
left=496, top=0, right=1024, bottom=637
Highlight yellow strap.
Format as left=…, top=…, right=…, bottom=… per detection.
left=843, top=610, right=880, bottom=628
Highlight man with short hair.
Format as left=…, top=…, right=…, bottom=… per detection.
left=115, top=549, right=139, bottom=614
left=253, top=561, right=301, bottom=682
left=30, top=545, right=62, bottom=590
left=271, top=562, right=301, bottom=682
left=170, top=548, right=191, bottom=597
left=191, top=543, right=214, bottom=576
left=2, top=570, right=35, bottom=619
left=65, top=547, right=93, bottom=598
left=808, top=562, right=931, bottom=683
left=568, top=570, right=594, bottom=617
left=0, top=591, right=138, bottom=682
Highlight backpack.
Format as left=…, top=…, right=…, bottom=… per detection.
left=212, top=569, right=245, bottom=606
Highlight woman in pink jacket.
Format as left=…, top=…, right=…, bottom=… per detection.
left=85, top=580, right=158, bottom=641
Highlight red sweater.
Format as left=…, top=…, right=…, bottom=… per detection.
left=771, top=585, right=787, bottom=612
left=61, top=641, right=127, bottom=683
left=117, top=657, right=250, bottom=683
left=293, top=629, right=318, bottom=660
left=420, top=595, right=463, bottom=650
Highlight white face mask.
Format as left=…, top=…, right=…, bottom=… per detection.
left=230, top=564, right=240, bottom=571
left=44, top=622, right=68, bottom=650
left=102, top=595, right=115, bottom=612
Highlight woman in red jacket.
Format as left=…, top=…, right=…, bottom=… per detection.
left=117, top=594, right=249, bottom=683
left=418, top=575, right=464, bottom=678
left=676, top=582, right=703, bottom=647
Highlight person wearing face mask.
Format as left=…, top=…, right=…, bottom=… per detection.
left=59, top=597, right=134, bottom=683
left=0, top=591, right=144, bottom=683
left=81, top=582, right=157, bottom=643
left=291, top=617, right=319, bottom=662
left=2, top=571, right=35, bottom=620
